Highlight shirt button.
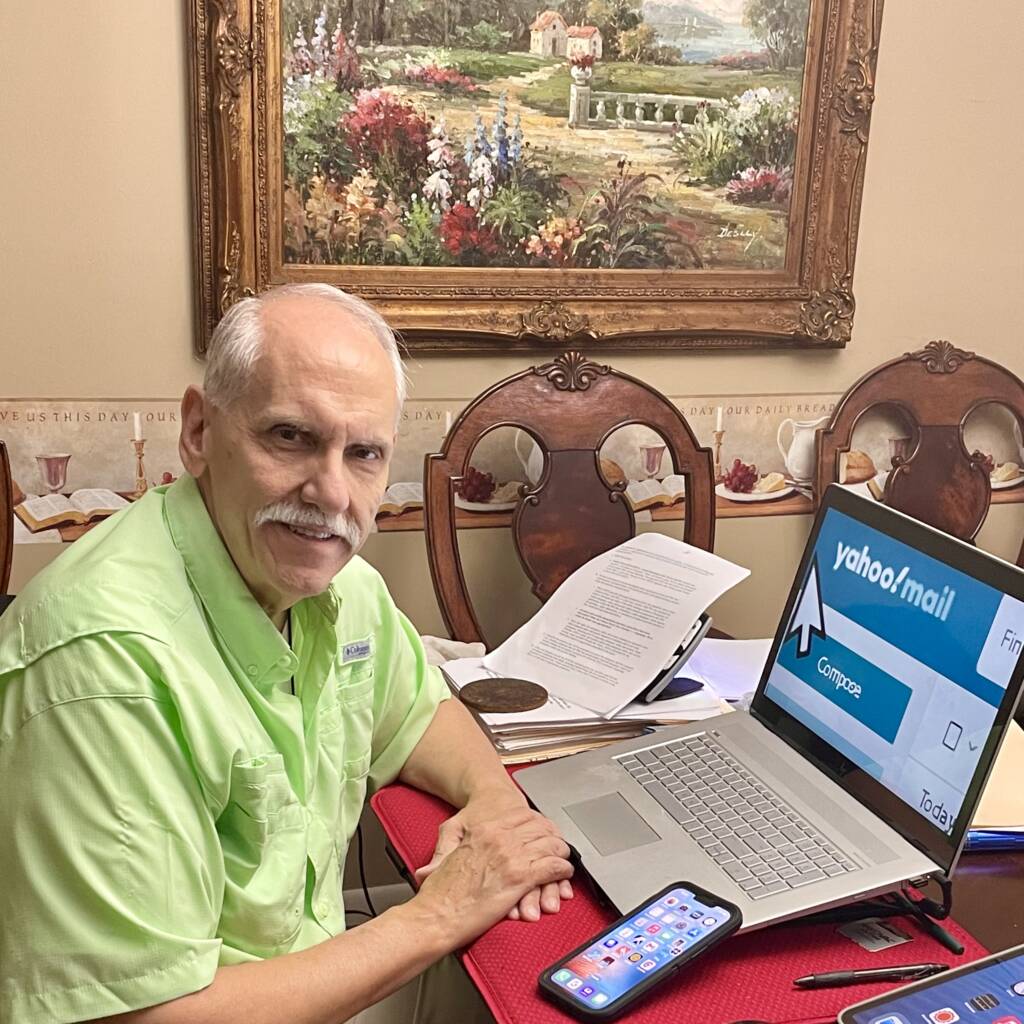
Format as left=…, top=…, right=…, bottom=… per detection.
left=278, top=656, right=290, bottom=667
left=246, top=665, right=258, bottom=677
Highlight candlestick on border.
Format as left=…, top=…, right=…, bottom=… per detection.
left=712, top=430, right=725, bottom=482
left=132, top=439, right=148, bottom=498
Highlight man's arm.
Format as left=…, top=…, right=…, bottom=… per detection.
left=397, top=696, right=574, bottom=921
left=102, top=804, right=571, bottom=1024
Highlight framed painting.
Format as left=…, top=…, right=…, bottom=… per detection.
left=188, top=0, right=883, bottom=353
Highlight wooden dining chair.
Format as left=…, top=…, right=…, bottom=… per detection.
left=0, top=441, right=14, bottom=597
left=424, top=351, right=715, bottom=646
left=815, top=340, right=1024, bottom=564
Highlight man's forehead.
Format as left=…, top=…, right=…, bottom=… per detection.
left=261, top=295, right=379, bottom=361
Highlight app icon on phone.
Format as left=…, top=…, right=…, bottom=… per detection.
left=615, top=945, right=631, bottom=956
left=567, top=978, right=583, bottom=990
left=992, top=1017, right=1023, bottom=1024
left=927, top=1009, right=959, bottom=1024
left=690, top=910, right=703, bottom=919
left=634, top=917, right=648, bottom=927
left=661, top=913, right=677, bottom=924
left=628, top=952, right=643, bottom=963
left=646, top=924, right=662, bottom=935
left=967, top=993, right=1000, bottom=1011
left=631, top=936, right=645, bottom=947
left=664, top=896, right=680, bottom=906
left=649, top=906, right=664, bottom=918
left=868, top=1015, right=909, bottom=1024
left=687, top=927, right=703, bottom=939
left=553, top=969, right=572, bottom=983
left=617, top=927, right=635, bottom=938
left=643, top=941, right=659, bottom=952
left=593, top=994, right=609, bottom=1006
left=639, top=960, right=657, bottom=972
left=603, top=938, right=617, bottom=948
left=600, top=956, right=615, bottom=968
left=1013, top=982, right=1024, bottom=997
left=703, top=917, right=718, bottom=927
left=580, top=986, right=595, bottom=997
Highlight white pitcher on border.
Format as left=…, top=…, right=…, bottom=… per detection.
left=777, top=416, right=829, bottom=484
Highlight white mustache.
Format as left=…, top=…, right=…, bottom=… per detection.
left=253, top=500, right=365, bottom=548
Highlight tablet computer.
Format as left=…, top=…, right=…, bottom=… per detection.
left=839, top=943, right=1024, bottom=1024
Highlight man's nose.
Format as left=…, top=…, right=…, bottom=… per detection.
left=300, top=450, right=351, bottom=515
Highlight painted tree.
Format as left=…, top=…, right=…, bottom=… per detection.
left=617, top=23, right=658, bottom=63
left=584, top=0, right=643, bottom=59
left=743, top=0, right=810, bottom=70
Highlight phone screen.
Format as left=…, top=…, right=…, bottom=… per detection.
left=842, top=945, right=1024, bottom=1024
left=545, top=884, right=737, bottom=1013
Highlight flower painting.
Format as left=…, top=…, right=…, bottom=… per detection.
left=189, top=0, right=881, bottom=351
left=281, top=0, right=809, bottom=271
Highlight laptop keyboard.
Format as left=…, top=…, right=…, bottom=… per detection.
left=615, top=733, right=858, bottom=900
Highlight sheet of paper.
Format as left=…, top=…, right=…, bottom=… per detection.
left=442, top=658, right=601, bottom=731
left=973, top=721, right=1024, bottom=828
left=685, top=637, right=773, bottom=702
left=482, top=534, right=749, bottom=717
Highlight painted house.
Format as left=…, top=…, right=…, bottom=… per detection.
left=530, top=11, right=568, bottom=56
left=566, top=25, right=603, bottom=60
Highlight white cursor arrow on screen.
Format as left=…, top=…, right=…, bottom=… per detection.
left=787, top=558, right=826, bottom=657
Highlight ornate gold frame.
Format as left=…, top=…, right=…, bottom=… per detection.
left=188, top=0, right=883, bottom=355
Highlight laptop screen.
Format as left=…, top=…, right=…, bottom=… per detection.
left=756, top=491, right=1024, bottom=867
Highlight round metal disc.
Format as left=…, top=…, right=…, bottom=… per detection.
left=460, top=677, right=549, bottom=713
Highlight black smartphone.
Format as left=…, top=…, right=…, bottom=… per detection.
left=538, top=881, right=741, bottom=1020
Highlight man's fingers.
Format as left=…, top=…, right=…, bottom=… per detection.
left=523, top=833, right=571, bottom=863
left=530, top=854, right=575, bottom=888
left=539, top=881, right=562, bottom=914
left=559, top=879, right=574, bottom=900
left=517, top=887, right=542, bottom=922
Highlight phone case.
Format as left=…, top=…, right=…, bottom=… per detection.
left=537, top=881, right=742, bottom=1021
left=837, top=942, right=1024, bottom=1024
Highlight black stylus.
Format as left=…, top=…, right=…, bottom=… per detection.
left=793, top=963, right=949, bottom=988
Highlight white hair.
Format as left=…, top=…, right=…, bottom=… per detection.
left=204, top=284, right=408, bottom=412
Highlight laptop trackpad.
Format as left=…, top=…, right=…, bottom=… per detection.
left=565, top=792, right=661, bottom=856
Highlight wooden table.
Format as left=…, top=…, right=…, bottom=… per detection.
left=947, top=849, right=1024, bottom=951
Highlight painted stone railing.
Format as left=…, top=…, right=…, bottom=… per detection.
left=568, top=77, right=726, bottom=131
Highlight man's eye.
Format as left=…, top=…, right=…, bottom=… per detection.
left=272, top=425, right=304, bottom=444
left=351, top=446, right=382, bottom=462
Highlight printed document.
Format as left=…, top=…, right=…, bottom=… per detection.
left=482, top=534, right=749, bottom=717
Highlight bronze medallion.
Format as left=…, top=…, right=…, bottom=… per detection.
left=460, top=678, right=549, bottom=714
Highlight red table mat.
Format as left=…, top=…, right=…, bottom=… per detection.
left=371, top=781, right=987, bottom=1024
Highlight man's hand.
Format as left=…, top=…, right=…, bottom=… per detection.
left=414, top=804, right=574, bottom=947
left=414, top=788, right=573, bottom=923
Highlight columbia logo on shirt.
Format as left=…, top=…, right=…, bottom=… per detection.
left=342, top=639, right=373, bottom=663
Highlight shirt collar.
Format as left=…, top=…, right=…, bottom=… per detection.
left=164, top=474, right=301, bottom=690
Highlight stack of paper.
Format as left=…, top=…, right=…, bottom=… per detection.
left=444, top=534, right=750, bottom=763
left=443, top=658, right=725, bottom=764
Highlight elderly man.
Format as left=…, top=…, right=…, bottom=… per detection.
left=0, top=284, right=573, bottom=1024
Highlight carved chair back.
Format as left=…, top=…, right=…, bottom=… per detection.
left=815, top=341, right=1024, bottom=563
left=0, top=441, right=14, bottom=596
left=424, top=352, right=716, bottom=646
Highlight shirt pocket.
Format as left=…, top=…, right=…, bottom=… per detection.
left=217, top=752, right=306, bottom=957
left=330, top=660, right=375, bottom=827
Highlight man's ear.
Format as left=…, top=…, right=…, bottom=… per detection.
left=179, top=385, right=211, bottom=478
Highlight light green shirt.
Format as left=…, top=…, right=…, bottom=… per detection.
left=0, top=475, right=448, bottom=1023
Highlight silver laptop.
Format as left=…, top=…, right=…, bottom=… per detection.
left=518, top=486, right=1024, bottom=930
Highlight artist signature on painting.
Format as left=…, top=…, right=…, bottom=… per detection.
left=718, top=224, right=763, bottom=252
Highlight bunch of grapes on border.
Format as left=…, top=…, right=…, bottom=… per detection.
left=456, top=466, right=496, bottom=502
left=723, top=458, right=757, bottom=493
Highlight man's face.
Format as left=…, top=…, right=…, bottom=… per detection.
left=183, top=297, right=399, bottom=621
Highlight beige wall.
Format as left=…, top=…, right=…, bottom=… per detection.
left=3, top=1, right=1023, bottom=638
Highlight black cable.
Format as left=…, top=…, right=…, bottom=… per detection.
left=356, top=824, right=378, bottom=917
